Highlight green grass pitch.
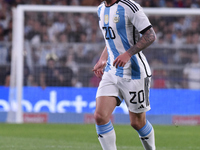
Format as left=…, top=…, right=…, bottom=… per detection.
left=0, top=123, right=199, bottom=150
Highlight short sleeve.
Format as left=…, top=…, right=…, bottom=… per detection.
left=127, top=2, right=152, bottom=33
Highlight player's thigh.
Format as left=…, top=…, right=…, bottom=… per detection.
left=96, top=72, right=122, bottom=99
left=95, top=96, right=117, bottom=124
left=95, top=72, right=121, bottom=124
left=95, top=96, right=117, bottom=116
left=118, top=77, right=151, bottom=113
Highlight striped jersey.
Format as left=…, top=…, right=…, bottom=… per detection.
left=97, top=0, right=152, bottom=79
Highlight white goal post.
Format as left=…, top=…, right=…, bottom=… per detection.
left=9, top=5, right=200, bottom=123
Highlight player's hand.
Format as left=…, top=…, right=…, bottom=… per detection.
left=92, top=60, right=106, bottom=78
left=113, top=52, right=131, bottom=68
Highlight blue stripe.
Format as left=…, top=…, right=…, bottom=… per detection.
left=97, top=6, right=102, bottom=17
left=130, top=56, right=140, bottom=79
left=104, top=7, right=123, bottom=76
left=116, top=6, right=130, bottom=51
left=98, top=6, right=111, bottom=72
left=104, top=7, right=111, bottom=72
left=96, top=121, right=114, bottom=135
left=137, top=120, right=153, bottom=137
left=116, top=5, right=140, bottom=79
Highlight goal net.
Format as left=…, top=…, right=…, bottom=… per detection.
left=8, top=5, right=200, bottom=124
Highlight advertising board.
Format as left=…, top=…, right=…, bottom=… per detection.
left=0, top=87, right=199, bottom=115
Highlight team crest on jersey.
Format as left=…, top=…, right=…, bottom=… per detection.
left=113, top=13, right=120, bottom=23
left=104, top=15, right=109, bottom=24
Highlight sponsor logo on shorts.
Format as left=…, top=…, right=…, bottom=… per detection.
left=138, top=104, right=144, bottom=109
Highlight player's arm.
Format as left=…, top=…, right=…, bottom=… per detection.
left=113, top=27, right=156, bottom=67
left=127, top=27, right=156, bottom=56
left=93, top=46, right=108, bottom=78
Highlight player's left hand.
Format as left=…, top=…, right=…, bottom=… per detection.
left=113, top=52, right=131, bottom=67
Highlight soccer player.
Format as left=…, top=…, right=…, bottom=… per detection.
left=93, top=0, right=156, bottom=150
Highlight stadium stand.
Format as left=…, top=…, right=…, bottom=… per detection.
left=0, top=0, right=200, bottom=88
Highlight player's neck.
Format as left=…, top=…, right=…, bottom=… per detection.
left=105, top=0, right=117, bottom=6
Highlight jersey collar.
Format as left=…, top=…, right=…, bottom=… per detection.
left=105, top=0, right=120, bottom=7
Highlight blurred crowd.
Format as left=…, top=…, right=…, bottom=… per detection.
left=2, top=0, right=200, bottom=8
left=0, top=0, right=200, bottom=89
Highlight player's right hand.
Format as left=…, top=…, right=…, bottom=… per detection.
left=92, top=60, right=106, bottom=78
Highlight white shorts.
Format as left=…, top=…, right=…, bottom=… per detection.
left=96, top=72, right=151, bottom=113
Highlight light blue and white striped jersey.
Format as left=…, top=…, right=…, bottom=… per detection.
left=97, top=0, right=152, bottom=79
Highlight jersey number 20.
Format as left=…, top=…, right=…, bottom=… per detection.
left=129, top=90, right=145, bottom=104
left=102, top=26, right=116, bottom=39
